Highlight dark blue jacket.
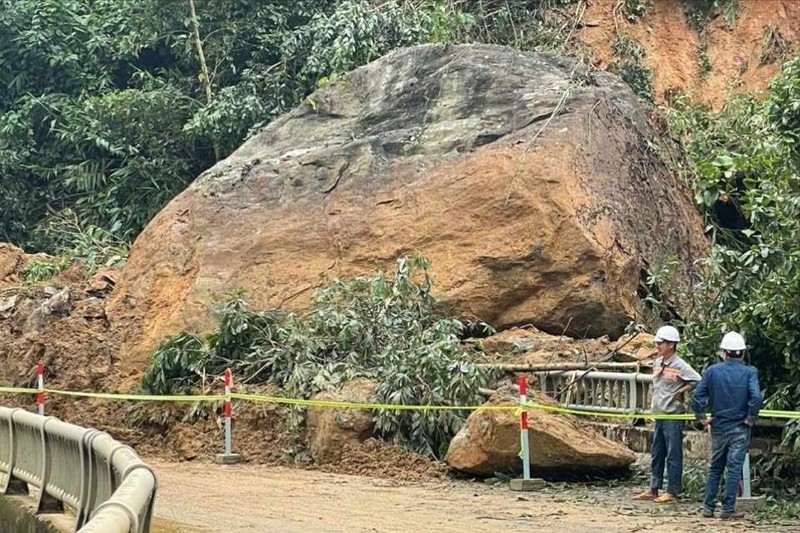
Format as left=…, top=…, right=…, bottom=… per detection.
left=692, top=358, right=761, bottom=433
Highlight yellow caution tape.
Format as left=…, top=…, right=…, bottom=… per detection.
left=45, top=389, right=227, bottom=402
left=0, top=386, right=40, bottom=395
left=0, top=386, right=225, bottom=403
left=233, top=392, right=510, bottom=412
left=0, top=386, right=797, bottom=420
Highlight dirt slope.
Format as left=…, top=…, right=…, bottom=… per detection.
left=580, top=0, right=800, bottom=109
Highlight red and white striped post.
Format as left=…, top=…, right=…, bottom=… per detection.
left=223, top=368, right=233, bottom=454
left=215, top=368, right=241, bottom=464
left=518, top=375, right=531, bottom=480
left=511, top=374, right=544, bottom=491
left=36, top=363, right=45, bottom=416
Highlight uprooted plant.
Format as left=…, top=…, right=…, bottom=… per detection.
left=139, top=255, right=491, bottom=459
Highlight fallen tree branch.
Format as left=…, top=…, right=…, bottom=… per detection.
left=477, top=362, right=642, bottom=372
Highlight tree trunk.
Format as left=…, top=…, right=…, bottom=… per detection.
left=476, top=362, right=644, bottom=372
left=188, top=0, right=212, bottom=104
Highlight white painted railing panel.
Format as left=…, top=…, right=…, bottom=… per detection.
left=536, top=370, right=654, bottom=414
left=0, top=408, right=156, bottom=533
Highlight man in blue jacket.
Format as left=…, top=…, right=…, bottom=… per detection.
left=692, top=331, right=761, bottom=520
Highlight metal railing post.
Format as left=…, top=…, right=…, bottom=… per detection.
left=742, top=452, right=752, bottom=498
left=628, top=373, right=638, bottom=414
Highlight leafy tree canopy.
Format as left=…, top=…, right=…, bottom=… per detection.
left=0, top=0, right=575, bottom=251
left=660, top=56, right=800, bottom=457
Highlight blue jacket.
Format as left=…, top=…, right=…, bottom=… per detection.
left=692, top=358, right=761, bottom=433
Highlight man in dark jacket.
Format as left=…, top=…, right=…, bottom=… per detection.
left=692, top=331, right=761, bottom=520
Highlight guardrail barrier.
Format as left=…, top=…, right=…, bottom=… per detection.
left=536, top=370, right=654, bottom=414
left=0, top=407, right=156, bottom=533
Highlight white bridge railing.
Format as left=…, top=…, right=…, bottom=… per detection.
left=534, top=370, right=784, bottom=428
left=0, top=407, right=156, bottom=532
left=535, top=370, right=654, bottom=414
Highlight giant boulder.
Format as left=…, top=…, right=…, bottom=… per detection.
left=109, top=43, right=707, bottom=373
left=445, top=394, right=636, bottom=475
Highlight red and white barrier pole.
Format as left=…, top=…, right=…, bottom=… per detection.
left=223, top=368, right=233, bottom=456
left=36, top=363, right=45, bottom=416
left=518, top=375, right=531, bottom=480
left=511, top=375, right=544, bottom=492
left=215, top=368, right=241, bottom=464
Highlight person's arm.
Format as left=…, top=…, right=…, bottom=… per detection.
left=692, top=368, right=711, bottom=423
left=746, top=367, right=761, bottom=426
left=675, top=360, right=702, bottom=401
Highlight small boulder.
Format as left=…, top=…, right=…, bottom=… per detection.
left=22, top=287, right=72, bottom=334
left=47, top=287, right=71, bottom=314
left=86, top=269, right=119, bottom=295
left=0, top=243, right=26, bottom=283
left=445, top=393, right=636, bottom=476
left=75, top=297, right=107, bottom=320
left=479, top=328, right=545, bottom=355
left=0, top=295, right=18, bottom=319
left=610, top=332, right=656, bottom=362
left=306, top=378, right=377, bottom=463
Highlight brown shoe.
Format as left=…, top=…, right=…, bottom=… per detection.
left=720, top=512, right=745, bottom=520
left=633, top=490, right=658, bottom=501
left=654, top=493, right=678, bottom=503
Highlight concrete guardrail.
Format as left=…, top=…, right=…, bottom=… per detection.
left=0, top=406, right=156, bottom=532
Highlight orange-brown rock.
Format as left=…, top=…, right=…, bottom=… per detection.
left=445, top=394, right=636, bottom=476
left=306, top=379, right=377, bottom=464
left=0, top=243, right=27, bottom=286
left=610, top=332, right=657, bottom=362
left=109, top=44, right=707, bottom=374
left=85, top=268, right=120, bottom=295
left=478, top=326, right=616, bottom=366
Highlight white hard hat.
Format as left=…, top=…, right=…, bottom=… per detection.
left=654, top=325, right=680, bottom=343
left=720, top=331, right=747, bottom=351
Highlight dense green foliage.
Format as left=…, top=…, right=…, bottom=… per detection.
left=657, top=56, right=800, bottom=457
left=0, top=0, right=578, bottom=254
left=140, top=256, right=490, bottom=459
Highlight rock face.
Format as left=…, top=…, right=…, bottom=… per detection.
left=306, top=379, right=377, bottom=463
left=109, top=43, right=707, bottom=373
left=477, top=327, right=658, bottom=366
left=610, top=332, right=657, bottom=362
left=478, top=326, right=613, bottom=366
left=0, top=243, right=26, bottom=284
left=445, top=394, right=636, bottom=476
